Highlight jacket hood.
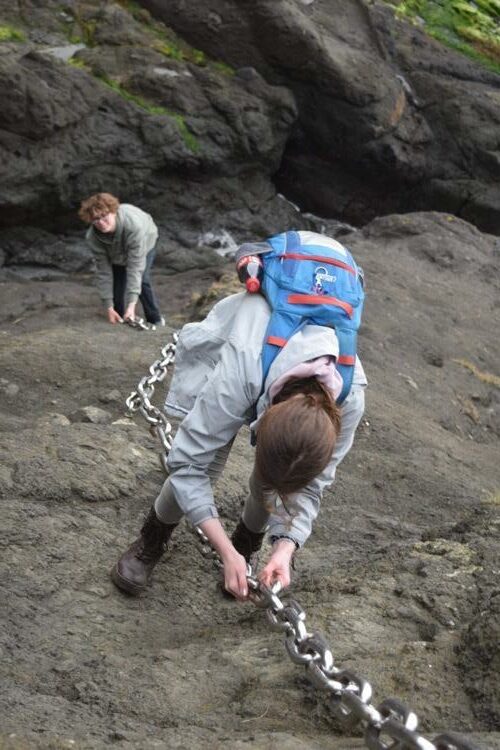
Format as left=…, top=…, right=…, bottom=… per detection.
left=256, top=324, right=339, bottom=418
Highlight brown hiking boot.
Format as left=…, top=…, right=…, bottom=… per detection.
left=231, top=518, right=265, bottom=565
left=111, top=506, right=177, bottom=595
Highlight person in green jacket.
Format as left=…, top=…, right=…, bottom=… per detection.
left=79, top=192, right=164, bottom=326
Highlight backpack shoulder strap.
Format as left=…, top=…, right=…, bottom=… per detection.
left=335, top=329, right=357, bottom=403
left=261, top=231, right=306, bottom=380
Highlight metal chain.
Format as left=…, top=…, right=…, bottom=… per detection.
left=128, top=336, right=478, bottom=750
left=123, top=317, right=150, bottom=331
left=190, top=524, right=479, bottom=750
left=126, top=334, right=178, bottom=472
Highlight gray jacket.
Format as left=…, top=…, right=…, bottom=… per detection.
left=86, top=204, right=158, bottom=307
left=165, top=292, right=367, bottom=546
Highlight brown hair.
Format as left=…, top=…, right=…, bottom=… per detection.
left=255, top=377, right=341, bottom=496
left=78, top=193, right=120, bottom=223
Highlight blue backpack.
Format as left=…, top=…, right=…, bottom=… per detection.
left=259, top=230, right=365, bottom=404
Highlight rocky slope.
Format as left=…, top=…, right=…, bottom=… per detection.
left=0, top=211, right=499, bottom=749
left=0, top=1, right=499, bottom=748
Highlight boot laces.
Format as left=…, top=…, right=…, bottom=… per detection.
left=136, top=530, right=167, bottom=563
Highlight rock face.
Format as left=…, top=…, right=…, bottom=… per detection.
left=0, top=0, right=299, bottom=264
left=1, top=0, right=500, bottom=275
left=0, top=5, right=287, bottom=280
left=141, top=0, right=500, bottom=232
left=0, top=211, right=499, bottom=748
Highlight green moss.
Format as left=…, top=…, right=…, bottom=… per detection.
left=386, top=0, right=500, bottom=73
left=212, top=61, right=235, bottom=77
left=67, top=57, right=91, bottom=71
left=0, top=25, right=26, bottom=42
left=97, top=75, right=199, bottom=152
left=80, top=19, right=97, bottom=47
left=117, top=0, right=153, bottom=23
left=165, top=109, right=200, bottom=152
left=191, top=48, right=207, bottom=65
left=97, top=75, right=166, bottom=112
left=154, top=41, right=185, bottom=61
left=155, top=38, right=234, bottom=73
left=63, top=5, right=97, bottom=47
left=97, top=0, right=234, bottom=74
left=153, top=37, right=208, bottom=66
left=131, top=9, right=231, bottom=71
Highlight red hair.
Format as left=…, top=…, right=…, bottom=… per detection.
left=78, top=193, right=120, bottom=223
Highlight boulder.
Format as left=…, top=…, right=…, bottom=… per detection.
left=141, top=0, right=500, bottom=232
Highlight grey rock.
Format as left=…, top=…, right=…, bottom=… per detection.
left=36, top=413, right=71, bottom=427
left=0, top=227, right=93, bottom=273
left=0, top=422, right=160, bottom=502
left=0, top=32, right=296, bottom=242
left=141, top=0, right=500, bottom=233
left=4, top=266, right=67, bottom=282
left=0, top=380, right=20, bottom=397
left=69, top=406, right=112, bottom=424
left=98, top=389, right=122, bottom=404
left=42, top=43, right=86, bottom=62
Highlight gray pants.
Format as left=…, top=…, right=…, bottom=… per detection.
left=154, top=440, right=270, bottom=533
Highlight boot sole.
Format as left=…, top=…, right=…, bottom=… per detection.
left=110, top=565, right=146, bottom=596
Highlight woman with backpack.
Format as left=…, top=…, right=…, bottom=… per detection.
left=111, top=231, right=367, bottom=600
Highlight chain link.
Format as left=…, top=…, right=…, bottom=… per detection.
left=123, top=317, right=150, bottom=331
left=128, top=334, right=479, bottom=750
left=126, top=334, right=178, bottom=472
left=189, top=525, right=478, bottom=750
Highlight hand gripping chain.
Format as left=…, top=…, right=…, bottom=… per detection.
left=190, top=525, right=480, bottom=750
left=123, top=317, right=150, bottom=331
left=128, top=338, right=479, bottom=750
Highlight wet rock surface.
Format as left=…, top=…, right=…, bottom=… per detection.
left=0, top=212, right=499, bottom=749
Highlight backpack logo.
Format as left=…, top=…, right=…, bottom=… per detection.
left=313, top=266, right=336, bottom=295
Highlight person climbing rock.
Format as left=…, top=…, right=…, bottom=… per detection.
left=111, top=231, right=367, bottom=600
left=79, top=192, right=164, bottom=328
